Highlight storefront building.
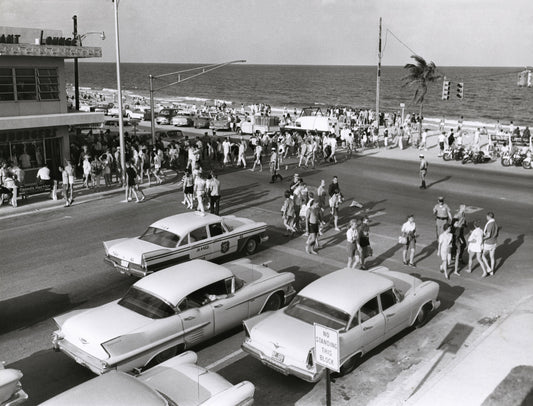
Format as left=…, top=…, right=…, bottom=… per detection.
left=0, top=26, right=104, bottom=183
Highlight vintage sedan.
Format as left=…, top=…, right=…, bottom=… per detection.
left=40, top=351, right=254, bottom=406
left=242, top=267, right=440, bottom=382
left=193, top=115, right=211, bottom=129
left=171, top=113, right=194, bottom=127
left=155, top=108, right=178, bottom=125
left=52, top=258, right=295, bottom=375
left=103, top=212, right=268, bottom=278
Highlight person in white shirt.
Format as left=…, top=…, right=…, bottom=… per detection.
left=251, top=143, right=263, bottom=172
left=346, top=219, right=360, bottom=268
left=401, top=215, right=417, bottom=266
left=222, top=138, right=231, bottom=167
left=466, top=220, right=487, bottom=275
left=193, top=172, right=207, bottom=213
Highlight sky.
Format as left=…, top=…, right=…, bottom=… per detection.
left=2, top=0, right=533, bottom=66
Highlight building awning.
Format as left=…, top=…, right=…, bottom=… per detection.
left=0, top=112, right=104, bottom=131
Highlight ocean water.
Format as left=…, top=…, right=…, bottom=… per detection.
left=66, top=63, right=533, bottom=125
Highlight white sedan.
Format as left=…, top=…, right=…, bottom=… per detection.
left=104, top=212, right=269, bottom=278
left=40, top=351, right=254, bottom=406
left=52, top=258, right=295, bottom=375
left=242, top=267, right=440, bottom=382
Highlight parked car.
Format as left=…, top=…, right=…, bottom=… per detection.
left=171, top=113, right=194, bottom=127
left=103, top=212, right=268, bottom=277
left=193, top=115, right=211, bottom=129
left=159, top=129, right=184, bottom=148
left=143, top=109, right=153, bottom=121
left=52, top=259, right=295, bottom=375
left=238, top=115, right=280, bottom=135
left=93, top=103, right=114, bottom=115
left=155, top=108, right=178, bottom=125
left=107, top=105, right=130, bottom=118
left=242, top=267, right=440, bottom=382
left=0, top=362, right=27, bottom=406
left=40, top=351, right=254, bottom=406
left=126, top=109, right=145, bottom=120
left=210, top=115, right=231, bottom=131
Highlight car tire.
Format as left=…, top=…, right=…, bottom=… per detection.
left=339, top=353, right=362, bottom=376
left=244, top=238, right=258, bottom=255
left=414, top=304, right=431, bottom=328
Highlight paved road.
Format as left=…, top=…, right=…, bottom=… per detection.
left=1, top=154, right=532, bottom=405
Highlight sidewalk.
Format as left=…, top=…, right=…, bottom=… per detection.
left=404, top=295, right=533, bottom=406
left=0, top=172, right=179, bottom=220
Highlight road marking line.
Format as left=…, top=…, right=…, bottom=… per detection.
left=205, top=349, right=245, bottom=372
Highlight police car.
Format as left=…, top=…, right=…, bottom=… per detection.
left=103, top=212, right=269, bottom=277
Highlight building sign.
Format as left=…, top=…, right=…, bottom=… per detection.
left=0, top=43, right=101, bottom=58
left=314, top=323, right=340, bottom=372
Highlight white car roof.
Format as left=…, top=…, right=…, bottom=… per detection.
left=150, top=212, right=222, bottom=236
left=39, top=371, right=165, bottom=406
left=298, top=268, right=393, bottom=315
left=134, top=259, right=233, bottom=306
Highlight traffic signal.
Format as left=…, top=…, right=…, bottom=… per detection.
left=442, top=79, right=450, bottom=100
left=457, top=82, right=464, bottom=99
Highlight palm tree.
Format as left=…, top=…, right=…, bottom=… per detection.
left=402, top=55, right=441, bottom=137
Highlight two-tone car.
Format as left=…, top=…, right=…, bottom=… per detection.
left=52, top=258, right=295, bottom=375
left=40, top=351, right=254, bottom=406
left=242, top=267, right=440, bottom=382
left=155, top=108, right=178, bottom=125
left=103, top=212, right=268, bottom=278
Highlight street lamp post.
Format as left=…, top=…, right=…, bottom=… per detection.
left=112, top=0, right=126, bottom=198
left=148, top=60, right=246, bottom=146
left=72, top=15, right=105, bottom=111
left=72, top=16, right=79, bottom=111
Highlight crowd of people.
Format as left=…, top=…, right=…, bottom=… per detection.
left=398, top=196, right=499, bottom=279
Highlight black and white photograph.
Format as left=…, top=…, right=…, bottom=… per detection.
left=1, top=1, right=532, bottom=405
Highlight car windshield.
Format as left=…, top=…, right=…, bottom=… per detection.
left=285, top=296, right=349, bottom=330
left=139, top=227, right=181, bottom=248
left=118, top=287, right=175, bottom=319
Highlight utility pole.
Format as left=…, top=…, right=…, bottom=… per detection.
left=376, top=17, right=382, bottom=130
left=113, top=0, right=126, bottom=198
left=73, top=15, right=79, bottom=111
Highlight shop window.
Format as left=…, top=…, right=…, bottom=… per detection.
left=0, top=68, right=14, bottom=101
left=0, top=67, right=59, bottom=101
left=15, top=68, right=37, bottom=100
left=37, top=68, right=59, bottom=100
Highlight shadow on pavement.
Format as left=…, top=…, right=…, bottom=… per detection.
left=367, top=242, right=405, bottom=267
left=0, top=289, right=85, bottom=335
left=7, top=349, right=95, bottom=406
left=495, top=234, right=525, bottom=272
left=218, top=355, right=315, bottom=406
left=427, top=175, right=452, bottom=189
left=414, top=240, right=438, bottom=263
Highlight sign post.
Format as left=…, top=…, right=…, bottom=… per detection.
left=314, top=323, right=340, bottom=406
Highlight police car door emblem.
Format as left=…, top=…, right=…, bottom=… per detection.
left=221, top=241, right=230, bottom=253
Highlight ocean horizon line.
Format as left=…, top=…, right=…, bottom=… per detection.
left=68, top=61, right=527, bottom=70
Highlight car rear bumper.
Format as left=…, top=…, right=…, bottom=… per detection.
left=104, top=256, right=148, bottom=278
left=241, top=342, right=323, bottom=382
left=52, top=336, right=111, bottom=375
